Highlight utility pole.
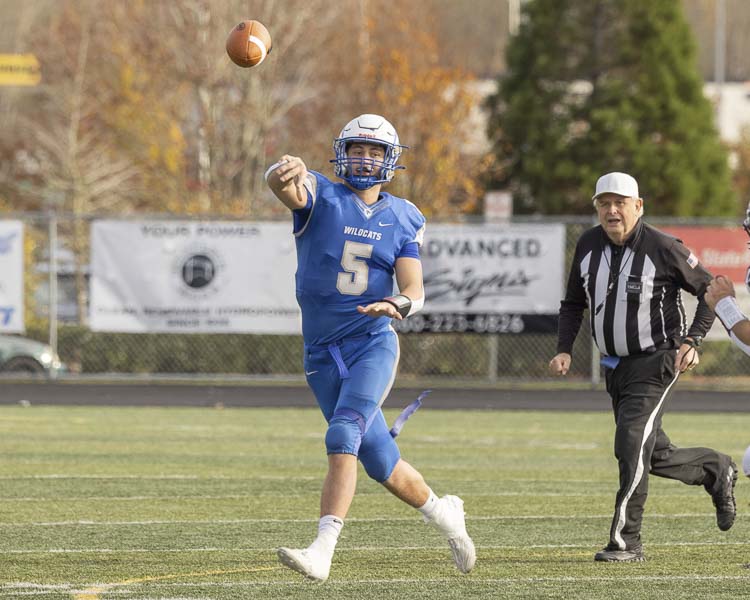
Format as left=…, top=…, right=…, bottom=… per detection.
left=508, top=0, right=520, bottom=36
left=359, top=0, right=370, bottom=64
left=714, top=0, right=726, bottom=119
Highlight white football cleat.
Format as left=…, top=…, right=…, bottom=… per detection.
left=277, top=547, right=331, bottom=583
left=424, top=495, right=476, bottom=573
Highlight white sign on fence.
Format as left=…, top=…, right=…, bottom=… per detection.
left=390, top=223, right=566, bottom=334
left=421, top=223, right=566, bottom=314
left=0, top=221, right=24, bottom=333
left=90, top=220, right=301, bottom=333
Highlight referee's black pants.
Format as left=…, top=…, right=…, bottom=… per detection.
left=603, top=348, right=732, bottom=550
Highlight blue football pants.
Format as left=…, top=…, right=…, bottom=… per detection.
left=304, top=329, right=401, bottom=483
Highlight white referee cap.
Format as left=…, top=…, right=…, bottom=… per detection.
left=592, top=172, right=640, bottom=201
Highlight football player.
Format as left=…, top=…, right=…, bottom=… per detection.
left=705, top=204, right=750, bottom=354
left=265, top=114, right=475, bottom=582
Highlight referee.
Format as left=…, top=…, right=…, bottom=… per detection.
left=549, top=172, right=737, bottom=563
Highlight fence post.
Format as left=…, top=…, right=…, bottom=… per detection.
left=48, top=210, right=58, bottom=356
left=488, top=334, right=498, bottom=382
left=590, top=338, right=600, bottom=387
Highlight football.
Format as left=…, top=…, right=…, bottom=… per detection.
left=226, top=20, right=272, bottom=68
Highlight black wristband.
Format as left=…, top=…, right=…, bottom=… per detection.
left=383, top=294, right=412, bottom=318
left=682, top=335, right=703, bottom=349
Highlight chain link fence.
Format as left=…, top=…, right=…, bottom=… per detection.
left=7, top=212, right=748, bottom=385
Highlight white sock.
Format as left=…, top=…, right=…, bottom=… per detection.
left=417, top=489, right=440, bottom=519
left=308, top=515, right=344, bottom=557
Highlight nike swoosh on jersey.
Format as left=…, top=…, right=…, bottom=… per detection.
left=378, top=221, right=393, bottom=227
left=305, top=370, right=318, bottom=376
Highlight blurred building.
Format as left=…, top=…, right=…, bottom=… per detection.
left=468, top=79, right=750, bottom=154
left=705, top=81, right=750, bottom=143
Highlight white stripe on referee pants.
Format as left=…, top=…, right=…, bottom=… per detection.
left=613, top=369, right=680, bottom=549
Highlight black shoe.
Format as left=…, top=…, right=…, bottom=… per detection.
left=594, top=545, right=645, bottom=562
left=711, top=461, right=738, bottom=531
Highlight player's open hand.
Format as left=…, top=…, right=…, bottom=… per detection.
left=705, top=275, right=735, bottom=312
left=548, top=353, right=571, bottom=376
left=357, top=302, right=402, bottom=320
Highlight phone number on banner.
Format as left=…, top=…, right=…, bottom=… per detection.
left=391, top=313, right=558, bottom=334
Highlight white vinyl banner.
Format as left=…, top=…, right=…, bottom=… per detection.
left=421, top=223, right=566, bottom=314
left=90, top=221, right=301, bottom=333
left=0, top=221, right=24, bottom=333
left=389, top=223, right=566, bottom=334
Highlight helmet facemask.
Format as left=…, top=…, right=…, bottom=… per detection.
left=330, top=114, right=407, bottom=190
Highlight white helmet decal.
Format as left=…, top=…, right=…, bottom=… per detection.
left=330, top=114, right=407, bottom=190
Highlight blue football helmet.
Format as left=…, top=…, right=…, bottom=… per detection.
left=330, top=114, right=407, bottom=190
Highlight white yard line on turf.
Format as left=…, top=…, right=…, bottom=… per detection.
left=0, top=491, right=700, bottom=501
left=0, top=475, right=316, bottom=480
left=0, top=513, right=723, bottom=527
left=4, top=541, right=750, bottom=554
left=0, top=475, right=611, bottom=483
left=4, top=575, right=750, bottom=594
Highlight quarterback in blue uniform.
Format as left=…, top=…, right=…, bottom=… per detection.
left=266, top=114, right=475, bottom=582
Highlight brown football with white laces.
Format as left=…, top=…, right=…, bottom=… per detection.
left=226, top=20, right=272, bottom=68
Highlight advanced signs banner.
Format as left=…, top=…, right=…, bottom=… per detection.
left=0, top=221, right=24, bottom=332
left=393, top=223, right=566, bottom=334
left=90, top=220, right=300, bottom=333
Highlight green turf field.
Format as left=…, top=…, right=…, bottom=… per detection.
left=0, top=404, right=748, bottom=599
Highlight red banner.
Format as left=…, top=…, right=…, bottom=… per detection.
left=661, top=226, right=750, bottom=283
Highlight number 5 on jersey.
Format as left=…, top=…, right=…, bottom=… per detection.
left=337, top=240, right=373, bottom=295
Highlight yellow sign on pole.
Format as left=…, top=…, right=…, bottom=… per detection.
left=0, top=54, right=41, bottom=86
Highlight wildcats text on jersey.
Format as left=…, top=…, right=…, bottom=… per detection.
left=343, top=225, right=382, bottom=241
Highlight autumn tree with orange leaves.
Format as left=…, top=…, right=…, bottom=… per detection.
left=4, top=0, right=489, bottom=223
left=310, top=1, right=486, bottom=218
left=364, top=25, right=483, bottom=217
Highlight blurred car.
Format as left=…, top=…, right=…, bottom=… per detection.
left=0, top=334, right=66, bottom=377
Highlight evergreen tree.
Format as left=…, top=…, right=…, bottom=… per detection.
left=487, top=0, right=735, bottom=216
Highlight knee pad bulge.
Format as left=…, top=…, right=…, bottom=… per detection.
left=325, top=408, right=365, bottom=455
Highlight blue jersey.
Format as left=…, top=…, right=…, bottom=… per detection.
left=293, top=171, right=425, bottom=346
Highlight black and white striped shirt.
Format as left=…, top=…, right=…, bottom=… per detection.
left=556, top=220, right=715, bottom=357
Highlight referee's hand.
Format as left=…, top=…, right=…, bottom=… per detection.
left=549, top=353, right=571, bottom=376
left=675, top=343, right=700, bottom=373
